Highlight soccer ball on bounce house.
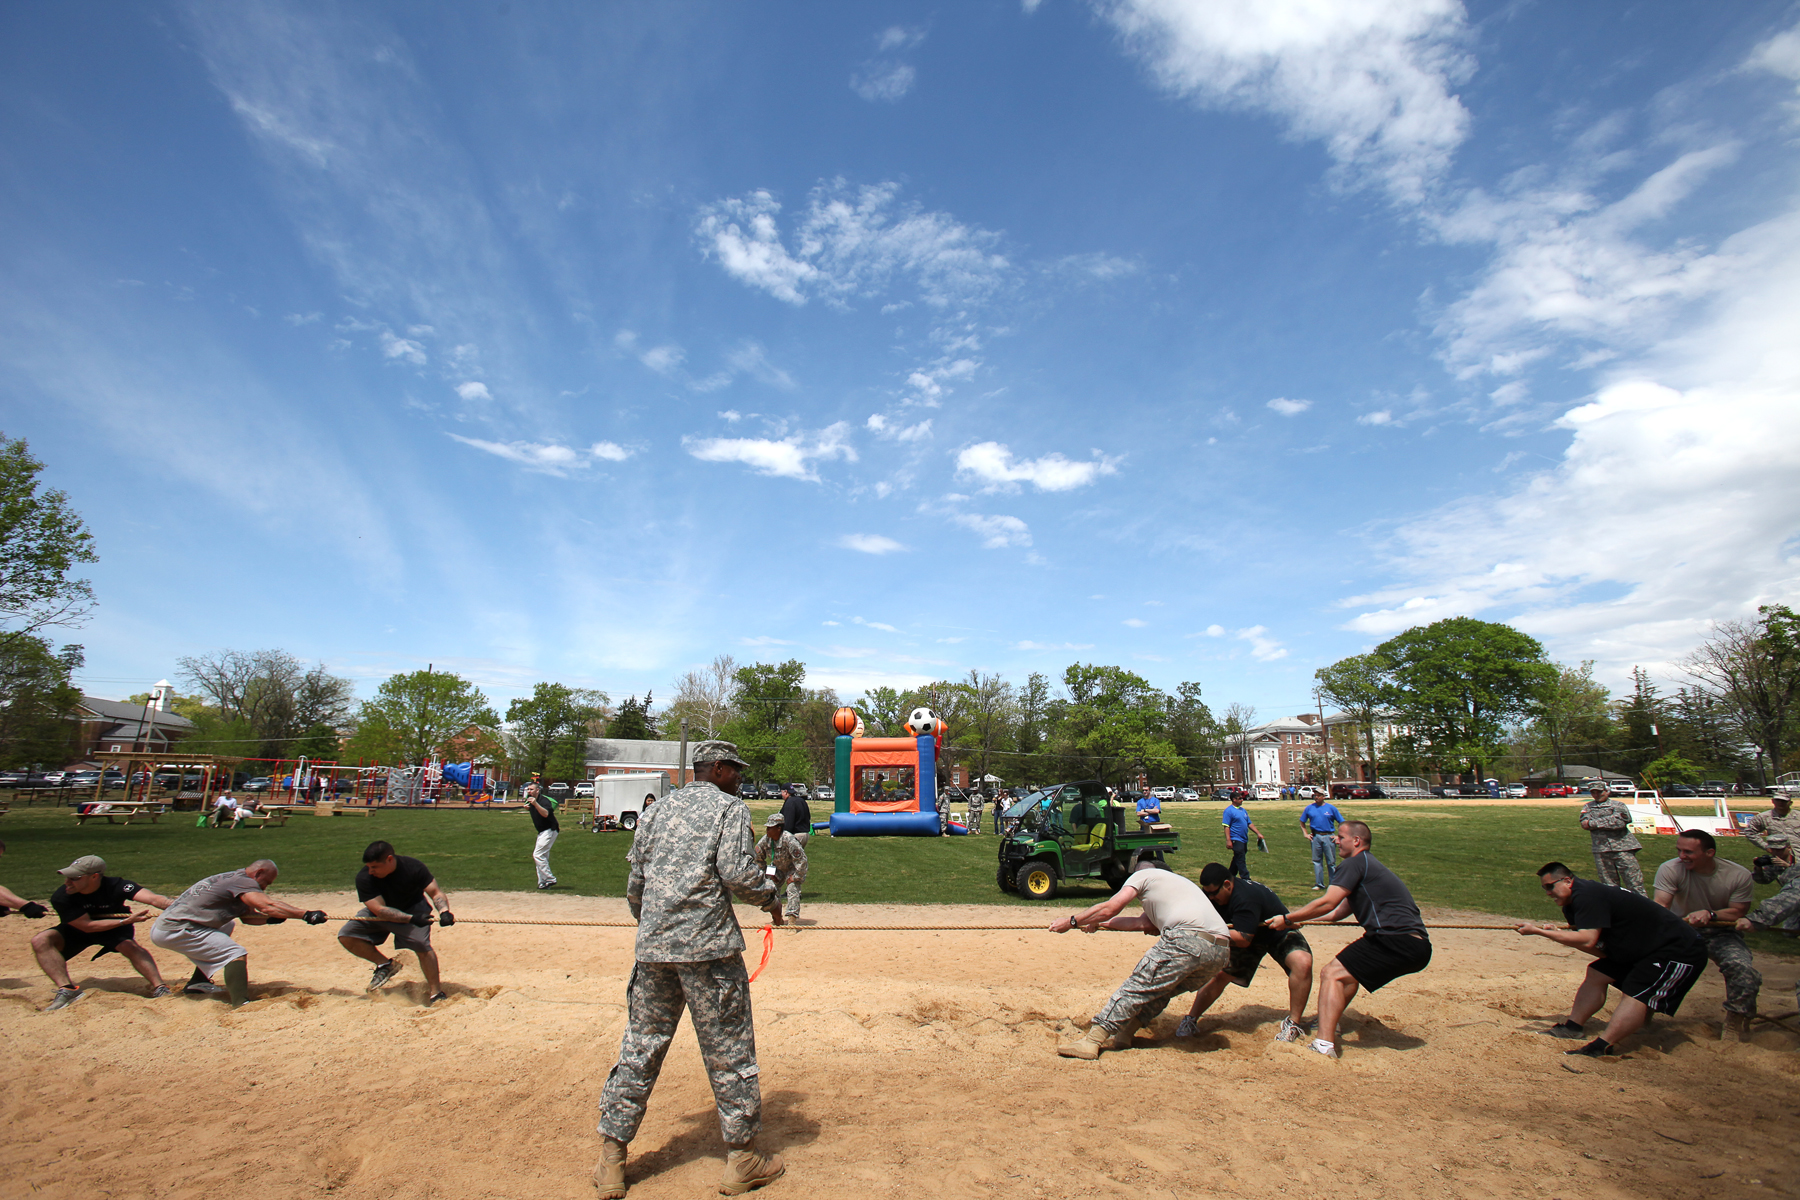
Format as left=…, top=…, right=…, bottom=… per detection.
left=904, top=707, right=940, bottom=737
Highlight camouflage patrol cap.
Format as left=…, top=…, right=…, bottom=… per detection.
left=765, top=813, right=784, bottom=827
left=1767, top=833, right=1790, bottom=848
left=691, top=739, right=749, bottom=769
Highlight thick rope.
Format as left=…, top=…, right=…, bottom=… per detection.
left=313, top=915, right=1742, bottom=931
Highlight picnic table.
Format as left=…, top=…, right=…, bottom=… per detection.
left=74, top=801, right=168, bottom=826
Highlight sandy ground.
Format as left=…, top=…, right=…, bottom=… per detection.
left=2, top=892, right=1796, bottom=1200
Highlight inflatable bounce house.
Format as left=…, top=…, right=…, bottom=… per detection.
left=828, top=705, right=943, bottom=836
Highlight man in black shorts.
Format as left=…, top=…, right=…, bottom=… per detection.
left=337, top=841, right=455, bottom=1006
left=1518, top=861, right=1708, bottom=1057
left=1266, top=820, right=1431, bottom=1059
left=32, top=854, right=175, bottom=1010
left=1178, top=863, right=1315, bottom=1043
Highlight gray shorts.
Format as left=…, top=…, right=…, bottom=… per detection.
left=151, top=917, right=247, bottom=976
left=338, top=901, right=434, bottom=952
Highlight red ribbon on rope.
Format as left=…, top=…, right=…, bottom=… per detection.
left=747, top=924, right=774, bottom=983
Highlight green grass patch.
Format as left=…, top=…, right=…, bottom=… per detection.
left=1, top=798, right=1791, bottom=954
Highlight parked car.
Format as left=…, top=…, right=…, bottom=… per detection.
left=1252, top=784, right=1279, bottom=801
left=547, top=781, right=572, bottom=797
left=1295, top=785, right=1316, bottom=799
left=573, top=781, right=595, bottom=798
left=1606, top=779, right=1636, bottom=795
left=1505, top=782, right=1528, bottom=798
left=784, top=782, right=809, bottom=798
left=62, top=770, right=103, bottom=789
left=1175, top=788, right=1200, bottom=802
left=41, top=770, right=66, bottom=785
left=1698, top=780, right=1728, bottom=796
left=1538, top=783, right=1576, bottom=797
left=1333, top=783, right=1374, bottom=799
left=813, top=784, right=835, bottom=802
left=1151, top=786, right=1177, bottom=801
left=242, top=777, right=273, bottom=792
left=1665, top=783, right=1698, bottom=797
left=0, top=771, right=24, bottom=787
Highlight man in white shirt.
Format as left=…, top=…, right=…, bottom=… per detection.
left=1050, top=852, right=1231, bottom=1059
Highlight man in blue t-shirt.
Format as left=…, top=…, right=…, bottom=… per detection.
left=1220, top=795, right=1261, bottom=880
left=1299, top=797, right=1346, bottom=890
left=1135, top=792, right=1161, bottom=828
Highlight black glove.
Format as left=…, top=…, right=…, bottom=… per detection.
left=438, top=911, right=455, bottom=927
left=410, top=912, right=433, bottom=927
left=0, top=906, right=8, bottom=917
left=20, top=902, right=47, bottom=919
left=302, top=910, right=328, bottom=925
left=263, top=916, right=287, bottom=924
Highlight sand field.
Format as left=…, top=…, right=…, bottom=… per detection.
left=2, top=892, right=1796, bottom=1200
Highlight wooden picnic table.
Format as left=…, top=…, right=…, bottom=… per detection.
left=74, top=801, right=169, bottom=826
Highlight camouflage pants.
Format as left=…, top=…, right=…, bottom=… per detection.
left=967, top=800, right=984, bottom=834
left=1592, top=850, right=1646, bottom=896
left=597, top=955, right=760, bottom=1146
left=777, top=871, right=805, bottom=920
left=1698, top=928, right=1762, bottom=1015
left=1093, top=930, right=1229, bottom=1035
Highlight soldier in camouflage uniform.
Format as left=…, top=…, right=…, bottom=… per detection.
left=1737, top=834, right=1800, bottom=1023
left=966, top=789, right=984, bottom=836
left=754, top=814, right=808, bottom=921
left=1743, top=793, right=1800, bottom=854
left=1580, top=786, right=1646, bottom=896
left=594, top=740, right=787, bottom=1199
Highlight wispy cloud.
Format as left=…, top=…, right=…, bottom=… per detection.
left=852, top=26, right=927, bottom=102
left=1123, top=617, right=1148, bottom=627
left=739, top=635, right=793, bottom=647
left=1014, top=639, right=1095, bottom=651
left=447, top=434, right=633, bottom=476
left=1266, top=396, right=1311, bottom=416
left=951, top=512, right=1032, bottom=549
left=838, top=533, right=909, bottom=555
left=1234, top=624, right=1288, bottom=661
left=853, top=616, right=900, bottom=632
left=455, top=381, right=491, bottom=401
left=696, top=180, right=1008, bottom=308
left=866, top=413, right=933, bottom=441
left=955, top=441, right=1118, bottom=492
left=683, top=422, right=856, bottom=482
left=380, top=330, right=426, bottom=364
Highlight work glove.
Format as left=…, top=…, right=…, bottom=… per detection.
left=302, top=910, right=328, bottom=925
left=438, top=911, right=455, bottom=927
left=264, top=916, right=287, bottom=924
left=20, top=902, right=47, bottom=919
left=410, top=912, right=433, bottom=927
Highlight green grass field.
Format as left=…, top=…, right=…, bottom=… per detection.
left=1, top=797, right=1791, bottom=952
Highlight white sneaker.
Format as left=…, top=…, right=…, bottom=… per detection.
left=1310, top=1038, right=1339, bottom=1059
left=1175, top=1015, right=1198, bottom=1038
left=1276, top=1016, right=1303, bottom=1042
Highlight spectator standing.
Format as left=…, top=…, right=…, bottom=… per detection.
left=1135, top=792, right=1161, bottom=828
left=966, top=787, right=985, bottom=836
left=1580, top=786, right=1646, bottom=896
left=778, top=785, right=812, bottom=848
left=1299, top=795, right=1345, bottom=890
left=1221, top=794, right=1261, bottom=880
left=1653, top=830, right=1758, bottom=1040
left=525, top=780, right=560, bottom=889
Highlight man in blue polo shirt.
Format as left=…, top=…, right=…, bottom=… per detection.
left=1299, top=795, right=1345, bottom=890
left=1135, top=791, right=1161, bottom=828
left=1221, top=793, right=1261, bottom=880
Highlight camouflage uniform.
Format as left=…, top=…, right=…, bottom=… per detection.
left=1093, top=930, right=1229, bottom=1035
left=754, top=827, right=808, bottom=920
left=1581, top=796, right=1646, bottom=896
left=1742, top=805, right=1800, bottom=854
left=1743, top=859, right=1800, bottom=1014
left=597, top=747, right=777, bottom=1149
left=966, top=792, right=984, bottom=835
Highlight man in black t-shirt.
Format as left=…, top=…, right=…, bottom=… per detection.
left=1178, top=863, right=1315, bottom=1043
left=1519, top=861, right=1708, bottom=1057
left=32, top=854, right=175, bottom=1010
left=336, top=840, right=455, bottom=1005
left=1268, top=820, right=1431, bottom=1059
left=526, top=780, right=560, bottom=889
left=779, top=787, right=812, bottom=848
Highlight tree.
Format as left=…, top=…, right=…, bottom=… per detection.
left=0, top=434, right=97, bottom=649
left=1529, top=660, right=1613, bottom=783
left=664, top=654, right=737, bottom=738
left=1167, top=682, right=1220, bottom=781
left=176, top=648, right=356, bottom=761
left=1315, top=653, right=1387, bottom=783
left=1375, top=617, right=1556, bottom=780
left=1640, top=752, right=1701, bottom=790
left=1683, top=605, right=1800, bottom=786
left=0, top=635, right=82, bottom=767
left=346, top=669, right=497, bottom=766
left=724, top=660, right=807, bottom=778
left=608, top=693, right=655, bottom=741
left=955, top=670, right=1016, bottom=788
left=1048, top=663, right=1182, bottom=786
left=855, top=686, right=908, bottom=737
left=505, top=683, right=609, bottom=780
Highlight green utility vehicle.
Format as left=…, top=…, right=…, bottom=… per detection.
left=997, top=779, right=1181, bottom=900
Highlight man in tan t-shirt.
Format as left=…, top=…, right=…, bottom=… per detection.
left=1653, top=830, right=1758, bottom=1041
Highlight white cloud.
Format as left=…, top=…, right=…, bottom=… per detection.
left=1099, top=0, right=1472, bottom=204
left=1235, top=624, right=1288, bottom=661
left=1748, top=23, right=1800, bottom=96
left=696, top=180, right=1009, bottom=308
left=951, top=512, right=1033, bottom=549
left=852, top=61, right=916, bottom=103
left=1123, top=617, right=1148, bottom=627
left=955, top=441, right=1118, bottom=492
left=838, top=533, right=909, bottom=555
left=1266, top=396, right=1311, bottom=416
left=446, top=435, right=633, bottom=475
left=590, top=441, right=631, bottom=462
left=877, top=25, right=927, bottom=52
left=1204, top=624, right=1226, bottom=637
left=1358, top=409, right=1394, bottom=425
left=1052, top=251, right=1142, bottom=280
left=867, top=413, right=934, bottom=442
left=718, top=410, right=743, bottom=422
left=683, top=422, right=856, bottom=482
left=380, top=330, right=426, bottom=364
left=284, top=311, right=321, bottom=325
left=854, top=616, right=900, bottom=632
left=739, top=635, right=793, bottom=647
left=455, top=381, right=491, bottom=401
left=1014, top=640, right=1095, bottom=651
left=639, top=343, right=684, bottom=374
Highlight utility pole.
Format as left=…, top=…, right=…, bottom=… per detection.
left=679, top=716, right=689, bottom=788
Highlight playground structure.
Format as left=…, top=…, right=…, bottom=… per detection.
left=255, top=755, right=501, bottom=806
left=828, top=706, right=945, bottom=836
left=1624, top=789, right=1751, bottom=838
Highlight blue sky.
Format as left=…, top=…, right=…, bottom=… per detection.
left=3, top=1, right=1798, bottom=721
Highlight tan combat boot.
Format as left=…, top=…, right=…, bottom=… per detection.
left=594, top=1136, right=627, bottom=1198
left=1106, top=1018, right=1143, bottom=1049
left=1057, top=1024, right=1108, bottom=1059
left=1720, top=1011, right=1752, bottom=1042
left=720, top=1140, right=785, bottom=1195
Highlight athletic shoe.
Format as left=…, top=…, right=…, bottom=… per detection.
left=46, top=986, right=83, bottom=1011
left=1276, top=1016, right=1304, bottom=1043
left=425, top=991, right=448, bottom=1007
left=184, top=980, right=225, bottom=995
left=538, top=881, right=558, bottom=890
left=1566, top=1037, right=1615, bottom=1058
left=1309, top=1038, right=1339, bottom=1059
left=368, top=960, right=400, bottom=990
left=1311, top=885, right=1324, bottom=891
left=149, top=985, right=172, bottom=998
left=1175, top=1015, right=1198, bottom=1039
left=1541, top=1020, right=1586, bottom=1039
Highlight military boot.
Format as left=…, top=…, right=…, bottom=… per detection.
left=719, top=1140, right=785, bottom=1195
left=1105, top=1018, right=1143, bottom=1049
left=1056, top=1024, right=1109, bottom=1059
left=1721, top=1011, right=1752, bottom=1042
left=594, top=1136, right=627, bottom=1199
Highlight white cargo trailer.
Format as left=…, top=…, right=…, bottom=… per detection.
left=592, top=773, right=668, bottom=832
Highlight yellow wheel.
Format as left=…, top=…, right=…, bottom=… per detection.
left=1016, top=862, right=1059, bottom=900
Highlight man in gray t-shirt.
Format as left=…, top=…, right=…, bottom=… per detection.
left=150, top=859, right=325, bottom=1006
left=1653, top=830, right=1759, bottom=1040
left=1050, top=854, right=1231, bottom=1060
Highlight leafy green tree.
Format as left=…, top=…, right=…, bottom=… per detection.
left=607, top=692, right=655, bottom=742
left=345, top=669, right=497, bottom=766
left=1640, top=752, right=1701, bottom=790
left=176, top=648, right=356, bottom=761
left=1167, top=682, right=1219, bottom=782
left=724, top=660, right=807, bottom=778
left=1048, top=663, right=1182, bottom=786
left=506, top=683, right=609, bottom=780
left=955, top=670, right=1016, bottom=789
left=1684, top=605, right=1800, bottom=785
left=0, top=434, right=97, bottom=649
left=855, top=685, right=907, bottom=737
left=1315, top=653, right=1388, bottom=782
left=0, top=635, right=82, bottom=767
left=1528, top=660, right=1613, bottom=783
left=1375, top=617, right=1556, bottom=780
